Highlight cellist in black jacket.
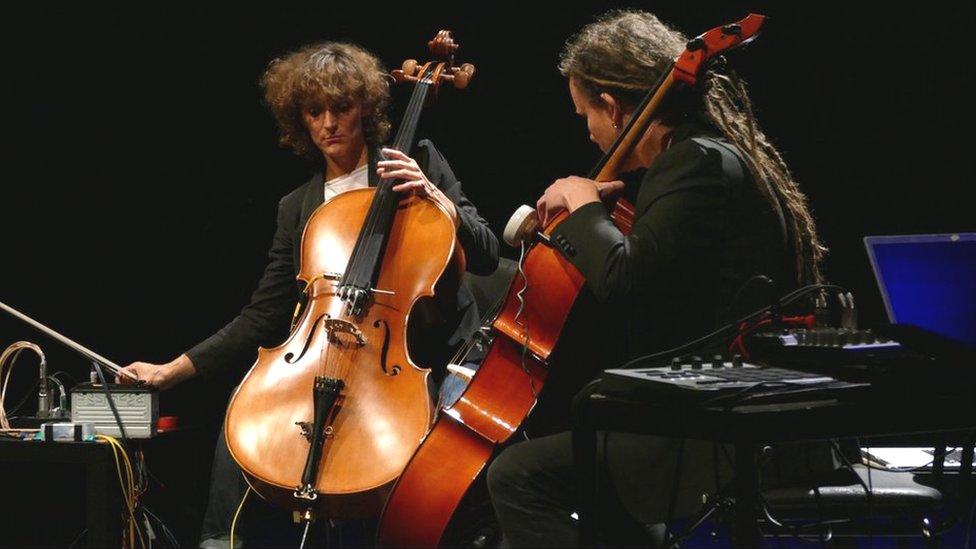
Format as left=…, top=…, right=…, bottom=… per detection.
left=119, top=41, right=497, bottom=546
left=487, top=10, right=831, bottom=547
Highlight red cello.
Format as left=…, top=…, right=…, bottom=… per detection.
left=378, top=14, right=767, bottom=546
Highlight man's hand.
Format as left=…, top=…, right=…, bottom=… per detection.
left=117, top=354, right=197, bottom=390
left=378, top=148, right=460, bottom=228
left=536, top=176, right=624, bottom=227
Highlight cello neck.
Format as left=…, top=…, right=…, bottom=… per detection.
left=586, top=14, right=767, bottom=183
left=587, top=62, right=677, bottom=182
left=337, top=34, right=474, bottom=315
left=340, top=69, right=434, bottom=299
left=387, top=74, right=433, bottom=156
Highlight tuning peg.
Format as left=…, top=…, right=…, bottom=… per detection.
left=401, top=59, right=418, bottom=76
left=452, top=63, right=475, bottom=89
left=722, top=23, right=742, bottom=35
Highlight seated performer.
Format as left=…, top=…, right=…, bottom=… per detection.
left=119, top=41, right=498, bottom=546
left=487, top=10, right=831, bottom=547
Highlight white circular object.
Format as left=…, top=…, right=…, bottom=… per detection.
left=502, top=204, right=539, bottom=248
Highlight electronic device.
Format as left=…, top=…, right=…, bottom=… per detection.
left=37, top=421, right=96, bottom=442
left=865, top=233, right=976, bottom=349
left=748, top=327, right=905, bottom=367
left=70, top=383, right=158, bottom=438
left=853, top=234, right=975, bottom=462
left=750, top=233, right=975, bottom=373
left=601, top=355, right=863, bottom=402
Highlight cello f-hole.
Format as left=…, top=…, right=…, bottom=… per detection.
left=373, top=319, right=401, bottom=376
left=286, top=314, right=331, bottom=364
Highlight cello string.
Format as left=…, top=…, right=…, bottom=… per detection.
left=362, top=77, right=429, bottom=292
left=346, top=81, right=416, bottom=287
left=373, top=78, right=427, bottom=267
left=324, top=75, right=429, bottom=386
left=319, top=71, right=435, bottom=427
left=349, top=78, right=426, bottom=293
left=373, top=80, right=430, bottom=287
left=321, top=323, right=335, bottom=380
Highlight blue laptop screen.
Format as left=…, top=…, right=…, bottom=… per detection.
left=865, top=234, right=976, bottom=348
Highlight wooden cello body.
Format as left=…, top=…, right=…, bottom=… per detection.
left=378, top=202, right=632, bottom=545
left=378, top=14, right=766, bottom=545
left=224, top=31, right=476, bottom=520
left=226, top=189, right=459, bottom=516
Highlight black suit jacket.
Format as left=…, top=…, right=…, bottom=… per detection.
left=187, top=140, right=499, bottom=379
left=551, top=122, right=794, bottom=368
left=551, top=123, right=836, bottom=475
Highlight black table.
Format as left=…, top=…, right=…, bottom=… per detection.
left=0, top=424, right=211, bottom=547
left=571, top=378, right=976, bottom=546
left=0, top=437, right=124, bottom=546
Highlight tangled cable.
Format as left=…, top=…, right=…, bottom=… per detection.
left=0, top=341, right=45, bottom=430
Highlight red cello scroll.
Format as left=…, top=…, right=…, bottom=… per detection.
left=378, top=14, right=766, bottom=546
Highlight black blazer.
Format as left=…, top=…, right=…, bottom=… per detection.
left=550, top=123, right=794, bottom=368
left=187, top=140, right=499, bottom=379
left=550, top=124, right=836, bottom=475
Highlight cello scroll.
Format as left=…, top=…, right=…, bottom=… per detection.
left=393, top=30, right=476, bottom=91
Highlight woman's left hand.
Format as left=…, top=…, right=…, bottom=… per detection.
left=378, top=148, right=459, bottom=228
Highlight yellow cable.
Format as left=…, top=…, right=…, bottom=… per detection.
left=112, top=437, right=139, bottom=548
left=98, top=435, right=146, bottom=549
left=230, top=485, right=252, bottom=549
left=102, top=438, right=134, bottom=547
left=99, top=437, right=135, bottom=547
left=120, top=443, right=137, bottom=546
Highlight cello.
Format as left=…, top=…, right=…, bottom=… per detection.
left=378, top=14, right=767, bottom=546
left=223, top=31, right=475, bottom=522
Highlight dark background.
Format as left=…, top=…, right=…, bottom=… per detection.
left=0, top=2, right=972, bottom=543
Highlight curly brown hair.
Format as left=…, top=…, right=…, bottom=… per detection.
left=261, top=42, right=391, bottom=160
left=560, top=10, right=827, bottom=285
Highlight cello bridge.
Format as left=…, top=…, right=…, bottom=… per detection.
left=323, top=318, right=367, bottom=346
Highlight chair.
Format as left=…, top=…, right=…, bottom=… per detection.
left=437, top=257, right=518, bottom=408
left=761, top=465, right=945, bottom=546
left=464, top=257, right=518, bottom=318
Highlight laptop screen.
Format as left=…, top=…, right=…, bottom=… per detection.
left=864, top=233, right=976, bottom=348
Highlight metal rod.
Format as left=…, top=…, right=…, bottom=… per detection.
left=299, top=520, right=312, bottom=549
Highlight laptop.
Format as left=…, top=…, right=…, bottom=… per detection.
left=864, top=233, right=976, bottom=348
left=861, top=233, right=976, bottom=470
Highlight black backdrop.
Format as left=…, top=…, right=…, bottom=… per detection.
left=1, top=2, right=972, bottom=444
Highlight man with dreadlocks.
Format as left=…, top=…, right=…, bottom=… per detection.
left=487, top=10, right=831, bottom=547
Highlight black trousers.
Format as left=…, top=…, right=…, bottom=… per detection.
left=487, top=431, right=740, bottom=548
left=487, top=431, right=839, bottom=548
left=200, top=421, right=249, bottom=543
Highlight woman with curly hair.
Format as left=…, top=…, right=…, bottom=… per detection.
left=487, top=10, right=830, bottom=547
left=119, top=41, right=497, bottom=545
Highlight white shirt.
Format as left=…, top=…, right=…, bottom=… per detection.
left=323, top=164, right=369, bottom=201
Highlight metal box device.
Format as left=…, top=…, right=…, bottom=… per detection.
left=70, top=383, right=158, bottom=438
